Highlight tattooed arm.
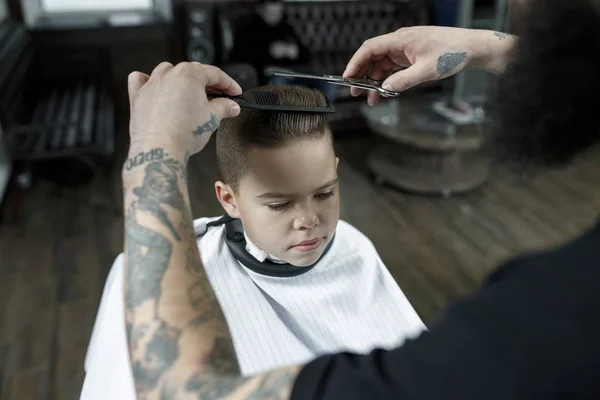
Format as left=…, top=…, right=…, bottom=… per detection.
left=122, top=144, right=301, bottom=399
left=124, top=62, right=302, bottom=400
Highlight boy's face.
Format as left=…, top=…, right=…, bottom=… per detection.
left=216, top=135, right=340, bottom=267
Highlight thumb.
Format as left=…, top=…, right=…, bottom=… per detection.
left=209, top=98, right=241, bottom=120
left=128, top=71, right=150, bottom=108
left=381, top=64, right=434, bottom=93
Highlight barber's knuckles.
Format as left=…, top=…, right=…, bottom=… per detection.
left=129, top=62, right=234, bottom=154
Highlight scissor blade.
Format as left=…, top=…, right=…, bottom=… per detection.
left=268, top=69, right=342, bottom=82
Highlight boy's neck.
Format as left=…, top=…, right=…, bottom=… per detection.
left=244, top=232, right=288, bottom=264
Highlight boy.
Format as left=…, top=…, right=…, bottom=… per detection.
left=79, top=85, right=425, bottom=399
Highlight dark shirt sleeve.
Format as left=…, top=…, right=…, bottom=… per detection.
left=291, top=229, right=600, bottom=400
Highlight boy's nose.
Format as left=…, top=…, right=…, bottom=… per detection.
left=294, top=210, right=319, bottom=230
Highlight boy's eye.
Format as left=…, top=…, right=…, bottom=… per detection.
left=315, top=191, right=334, bottom=200
left=267, top=202, right=289, bottom=211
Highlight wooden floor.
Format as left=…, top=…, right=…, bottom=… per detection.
left=2, top=123, right=600, bottom=399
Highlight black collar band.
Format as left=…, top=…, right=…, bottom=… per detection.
left=204, top=215, right=335, bottom=278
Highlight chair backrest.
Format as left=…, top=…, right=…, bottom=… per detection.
left=219, top=0, right=428, bottom=73
left=0, top=18, right=33, bottom=130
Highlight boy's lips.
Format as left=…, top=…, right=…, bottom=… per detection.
left=292, top=237, right=323, bottom=252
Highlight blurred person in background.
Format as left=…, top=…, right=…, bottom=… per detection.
left=119, top=0, right=600, bottom=398
left=227, top=0, right=337, bottom=101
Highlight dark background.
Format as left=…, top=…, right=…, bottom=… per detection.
left=2, top=1, right=598, bottom=399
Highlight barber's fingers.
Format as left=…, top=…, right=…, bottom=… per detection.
left=381, top=62, right=434, bottom=93
left=209, top=97, right=241, bottom=121
left=185, top=62, right=242, bottom=96
left=344, top=32, right=402, bottom=79
left=128, top=71, right=150, bottom=108
left=346, top=35, right=393, bottom=98
left=366, top=64, right=388, bottom=106
left=150, top=62, right=174, bottom=80
left=348, top=60, right=395, bottom=98
left=365, top=58, right=398, bottom=105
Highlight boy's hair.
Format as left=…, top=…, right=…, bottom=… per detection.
left=216, top=84, right=333, bottom=192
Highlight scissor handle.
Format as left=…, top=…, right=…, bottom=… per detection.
left=329, top=79, right=400, bottom=97
left=269, top=69, right=401, bottom=97
left=323, top=76, right=399, bottom=97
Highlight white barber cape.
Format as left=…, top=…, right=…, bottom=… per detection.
left=80, top=217, right=426, bottom=400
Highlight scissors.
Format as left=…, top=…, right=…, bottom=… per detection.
left=267, top=68, right=402, bottom=98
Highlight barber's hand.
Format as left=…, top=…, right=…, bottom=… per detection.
left=344, top=26, right=496, bottom=105
left=127, top=62, right=242, bottom=157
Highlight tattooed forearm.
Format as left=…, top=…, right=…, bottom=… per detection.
left=437, top=52, right=467, bottom=77
left=125, top=153, right=190, bottom=395
left=126, top=199, right=182, bottom=392
left=194, top=113, right=219, bottom=137
left=123, top=141, right=292, bottom=400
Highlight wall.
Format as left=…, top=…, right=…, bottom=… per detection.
left=40, top=0, right=152, bottom=12
left=0, top=0, right=7, bottom=20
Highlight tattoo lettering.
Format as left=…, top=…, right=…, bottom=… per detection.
left=133, top=161, right=186, bottom=241
left=125, top=148, right=167, bottom=171
left=126, top=214, right=173, bottom=308
left=132, top=320, right=181, bottom=392
left=194, top=113, right=219, bottom=137
left=494, top=31, right=514, bottom=40
left=437, top=52, right=467, bottom=77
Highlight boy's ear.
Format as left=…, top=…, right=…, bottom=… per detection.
left=215, top=181, right=241, bottom=218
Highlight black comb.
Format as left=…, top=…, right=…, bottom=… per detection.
left=207, top=88, right=336, bottom=113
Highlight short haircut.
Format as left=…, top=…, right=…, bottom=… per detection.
left=216, top=84, right=333, bottom=192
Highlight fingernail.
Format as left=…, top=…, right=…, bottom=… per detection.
left=382, top=83, right=393, bottom=91
left=230, top=103, right=240, bottom=116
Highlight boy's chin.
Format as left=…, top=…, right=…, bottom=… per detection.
left=284, top=249, right=324, bottom=267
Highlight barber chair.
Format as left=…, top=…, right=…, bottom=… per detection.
left=0, top=18, right=118, bottom=222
